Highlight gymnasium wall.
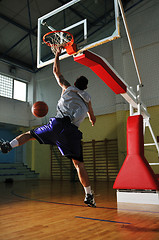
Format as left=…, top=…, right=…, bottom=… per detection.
left=0, top=0, right=159, bottom=178
left=0, top=61, right=34, bottom=127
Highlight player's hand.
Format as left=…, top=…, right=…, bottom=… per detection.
left=56, top=47, right=62, bottom=56
left=90, top=116, right=96, bottom=126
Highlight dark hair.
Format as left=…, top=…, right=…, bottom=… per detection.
left=74, top=76, right=88, bottom=90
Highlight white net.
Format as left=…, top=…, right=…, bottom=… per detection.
left=44, top=31, right=73, bottom=55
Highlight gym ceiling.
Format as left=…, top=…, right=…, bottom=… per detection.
left=0, top=0, right=143, bottom=73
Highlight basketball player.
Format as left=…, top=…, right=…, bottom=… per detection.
left=0, top=47, right=96, bottom=207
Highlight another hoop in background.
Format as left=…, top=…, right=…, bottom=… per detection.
left=43, top=30, right=77, bottom=55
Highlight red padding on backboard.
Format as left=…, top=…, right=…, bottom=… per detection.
left=113, top=115, right=159, bottom=190
left=74, top=51, right=127, bottom=94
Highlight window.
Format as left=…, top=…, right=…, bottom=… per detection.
left=13, top=80, right=27, bottom=101
left=0, top=74, right=27, bottom=102
left=0, top=75, right=13, bottom=98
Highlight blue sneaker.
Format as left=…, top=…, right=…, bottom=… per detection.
left=0, top=140, right=12, bottom=154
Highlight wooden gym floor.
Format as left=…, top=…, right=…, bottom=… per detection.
left=0, top=180, right=159, bottom=240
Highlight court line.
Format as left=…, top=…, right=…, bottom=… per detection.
left=75, top=216, right=131, bottom=225
left=11, top=190, right=159, bottom=214
left=11, top=191, right=131, bottom=225
left=11, top=190, right=86, bottom=207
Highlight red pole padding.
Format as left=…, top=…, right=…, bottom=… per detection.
left=74, top=51, right=127, bottom=94
left=113, top=115, right=159, bottom=190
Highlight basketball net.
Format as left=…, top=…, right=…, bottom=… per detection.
left=43, top=30, right=75, bottom=55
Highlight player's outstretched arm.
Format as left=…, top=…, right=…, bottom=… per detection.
left=87, top=101, right=96, bottom=126
left=53, top=48, right=70, bottom=93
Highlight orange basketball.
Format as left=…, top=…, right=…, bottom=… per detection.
left=32, top=101, right=48, bottom=118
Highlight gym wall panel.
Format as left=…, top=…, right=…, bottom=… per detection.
left=0, top=96, right=31, bottom=127
left=80, top=112, right=117, bottom=141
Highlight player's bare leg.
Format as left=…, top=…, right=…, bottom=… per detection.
left=0, top=131, right=35, bottom=153
left=72, top=160, right=90, bottom=187
left=72, top=159, right=96, bottom=207
left=16, top=131, right=35, bottom=146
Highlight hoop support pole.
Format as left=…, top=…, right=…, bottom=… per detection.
left=117, top=0, right=142, bottom=86
left=145, top=119, right=159, bottom=156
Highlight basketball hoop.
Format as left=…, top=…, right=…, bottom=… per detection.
left=43, top=30, right=77, bottom=55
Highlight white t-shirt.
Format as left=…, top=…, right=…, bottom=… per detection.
left=56, top=86, right=91, bottom=127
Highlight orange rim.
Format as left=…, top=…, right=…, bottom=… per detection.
left=43, top=30, right=74, bottom=48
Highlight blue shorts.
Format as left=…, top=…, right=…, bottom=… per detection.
left=30, top=117, right=83, bottom=162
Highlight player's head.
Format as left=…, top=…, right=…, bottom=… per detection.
left=74, top=76, right=88, bottom=90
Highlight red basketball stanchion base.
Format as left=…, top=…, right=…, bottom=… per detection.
left=113, top=115, right=159, bottom=205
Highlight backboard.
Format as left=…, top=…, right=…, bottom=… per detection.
left=37, top=0, right=120, bottom=68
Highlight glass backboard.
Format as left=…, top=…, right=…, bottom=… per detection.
left=37, top=0, right=120, bottom=68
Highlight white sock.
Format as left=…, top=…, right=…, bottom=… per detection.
left=84, top=186, right=92, bottom=195
left=10, top=139, right=19, bottom=148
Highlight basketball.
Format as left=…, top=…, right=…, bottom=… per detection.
left=32, top=101, right=48, bottom=118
